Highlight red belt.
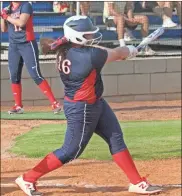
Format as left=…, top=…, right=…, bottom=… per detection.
left=64, top=96, right=101, bottom=104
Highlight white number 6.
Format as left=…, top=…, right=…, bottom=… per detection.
left=14, top=25, right=22, bottom=32
left=58, top=56, right=71, bottom=74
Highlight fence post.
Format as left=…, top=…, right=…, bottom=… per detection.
left=76, top=1, right=80, bottom=15
left=1, top=1, right=3, bottom=10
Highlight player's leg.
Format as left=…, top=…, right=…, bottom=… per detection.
left=16, top=100, right=101, bottom=195
left=8, top=44, right=24, bottom=114
left=53, top=101, right=101, bottom=163
left=95, top=99, right=142, bottom=184
left=95, top=99, right=162, bottom=194
left=18, top=40, right=62, bottom=113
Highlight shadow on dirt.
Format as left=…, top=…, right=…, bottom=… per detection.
left=1, top=161, right=113, bottom=174
left=1, top=184, right=127, bottom=195
left=1, top=187, right=18, bottom=196
left=56, top=186, right=127, bottom=193
left=113, top=105, right=181, bottom=112
left=1, top=175, right=77, bottom=184
left=1, top=183, right=181, bottom=195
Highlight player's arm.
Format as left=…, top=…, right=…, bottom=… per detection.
left=1, top=18, right=8, bottom=32
left=106, top=46, right=133, bottom=63
left=92, top=45, right=137, bottom=63
left=91, top=45, right=137, bottom=70
left=6, top=2, right=33, bottom=28
left=6, top=13, right=30, bottom=28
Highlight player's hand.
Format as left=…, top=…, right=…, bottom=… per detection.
left=127, top=45, right=138, bottom=58
left=1, top=8, right=9, bottom=20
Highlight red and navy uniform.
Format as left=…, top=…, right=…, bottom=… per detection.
left=7, top=2, right=60, bottom=109
left=7, top=2, right=44, bottom=85
left=8, top=2, right=35, bottom=43
left=53, top=46, right=127, bottom=164
left=61, top=47, right=107, bottom=103
left=22, top=16, right=143, bottom=186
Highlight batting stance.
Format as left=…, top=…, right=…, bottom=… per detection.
left=1, top=2, right=62, bottom=114
left=15, top=16, right=163, bottom=195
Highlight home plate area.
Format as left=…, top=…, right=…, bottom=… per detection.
left=1, top=100, right=181, bottom=196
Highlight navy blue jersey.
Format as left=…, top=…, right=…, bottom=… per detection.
left=7, top=2, right=35, bottom=43
left=59, top=46, right=108, bottom=103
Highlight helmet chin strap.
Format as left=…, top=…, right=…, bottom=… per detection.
left=85, top=32, right=103, bottom=46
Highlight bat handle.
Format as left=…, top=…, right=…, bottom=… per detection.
left=136, top=45, right=141, bottom=50
left=136, top=44, right=145, bottom=50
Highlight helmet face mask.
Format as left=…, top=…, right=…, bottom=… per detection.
left=83, top=32, right=102, bottom=46
left=63, top=16, right=102, bottom=46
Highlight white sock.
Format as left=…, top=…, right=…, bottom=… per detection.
left=119, top=39, right=125, bottom=47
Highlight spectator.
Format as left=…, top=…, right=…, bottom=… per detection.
left=80, top=2, right=90, bottom=16
left=141, top=1, right=178, bottom=28
left=59, top=2, right=90, bottom=16
left=103, top=1, right=155, bottom=55
left=170, top=1, right=181, bottom=25
left=53, top=1, right=69, bottom=15
left=80, top=2, right=129, bottom=34
left=69, top=2, right=76, bottom=15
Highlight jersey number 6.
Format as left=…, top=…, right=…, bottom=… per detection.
left=58, top=56, right=71, bottom=74
left=14, top=25, right=22, bottom=32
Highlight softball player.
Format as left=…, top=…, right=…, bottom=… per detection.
left=1, top=2, right=62, bottom=114
left=15, top=16, right=162, bottom=195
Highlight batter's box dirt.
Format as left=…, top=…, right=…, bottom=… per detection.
left=1, top=100, right=181, bottom=196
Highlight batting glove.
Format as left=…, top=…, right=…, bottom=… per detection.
left=1, top=9, right=9, bottom=20
left=127, top=45, right=138, bottom=58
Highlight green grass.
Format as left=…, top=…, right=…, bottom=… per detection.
left=10, top=120, right=181, bottom=160
left=1, top=111, right=66, bottom=120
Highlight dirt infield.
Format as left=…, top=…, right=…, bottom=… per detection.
left=1, top=100, right=181, bottom=196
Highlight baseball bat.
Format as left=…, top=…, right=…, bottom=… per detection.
left=137, top=27, right=165, bottom=50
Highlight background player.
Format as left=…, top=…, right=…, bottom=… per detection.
left=0, top=1, right=62, bottom=114
left=15, top=16, right=163, bottom=196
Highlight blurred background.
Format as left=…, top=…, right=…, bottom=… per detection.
left=1, top=1, right=181, bottom=60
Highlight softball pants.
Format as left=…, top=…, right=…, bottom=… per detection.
left=8, top=40, right=44, bottom=85
left=54, top=98, right=127, bottom=164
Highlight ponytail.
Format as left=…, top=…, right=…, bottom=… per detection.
left=39, top=38, right=55, bottom=55
left=39, top=36, right=68, bottom=55
left=39, top=37, right=72, bottom=70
